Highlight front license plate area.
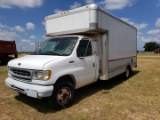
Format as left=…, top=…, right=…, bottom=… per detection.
left=27, top=90, right=37, bottom=98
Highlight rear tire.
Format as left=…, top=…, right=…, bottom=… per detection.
left=124, top=67, right=132, bottom=79
left=48, top=80, right=75, bottom=110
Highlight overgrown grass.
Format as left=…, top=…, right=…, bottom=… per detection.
left=0, top=52, right=160, bottom=119
left=138, top=51, right=160, bottom=56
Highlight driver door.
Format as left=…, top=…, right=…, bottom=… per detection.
left=76, top=38, right=98, bottom=88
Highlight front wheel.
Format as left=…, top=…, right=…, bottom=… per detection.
left=48, top=81, right=75, bottom=110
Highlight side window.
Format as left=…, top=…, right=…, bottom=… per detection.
left=77, top=40, right=92, bottom=57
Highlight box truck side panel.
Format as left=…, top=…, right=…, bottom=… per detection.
left=98, top=11, right=137, bottom=59
left=98, top=10, right=137, bottom=79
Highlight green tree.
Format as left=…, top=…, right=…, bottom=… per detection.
left=143, top=42, right=160, bottom=51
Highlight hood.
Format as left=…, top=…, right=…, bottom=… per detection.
left=8, top=55, right=64, bottom=70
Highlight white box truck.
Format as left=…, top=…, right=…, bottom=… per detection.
left=5, top=4, right=137, bottom=109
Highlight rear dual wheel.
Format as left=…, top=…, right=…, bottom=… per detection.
left=124, top=67, right=132, bottom=79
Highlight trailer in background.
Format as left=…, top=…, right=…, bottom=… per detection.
left=0, top=40, right=18, bottom=65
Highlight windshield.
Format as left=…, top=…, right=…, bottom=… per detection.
left=32, top=37, right=78, bottom=56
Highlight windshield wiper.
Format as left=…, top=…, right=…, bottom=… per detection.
left=41, top=51, right=62, bottom=56
left=31, top=51, right=68, bottom=56
left=31, top=51, right=39, bottom=55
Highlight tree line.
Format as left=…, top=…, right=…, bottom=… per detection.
left=143, top=42, right=160, bottom=52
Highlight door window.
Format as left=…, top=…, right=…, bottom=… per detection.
left=77, top=40, right=92, bottom=57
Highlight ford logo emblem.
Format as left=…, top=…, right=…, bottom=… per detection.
left=18, top=63, right=21, bottom=66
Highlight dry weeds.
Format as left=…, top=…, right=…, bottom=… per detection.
left=0, top=52, right=160, bottom=120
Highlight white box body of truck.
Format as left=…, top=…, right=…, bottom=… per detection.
left=5, top=4, right=137, bottom=109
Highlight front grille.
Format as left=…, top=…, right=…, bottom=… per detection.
left=12, top=69, right=31, bottom=76
left=9, top=67, right=32, bottom=81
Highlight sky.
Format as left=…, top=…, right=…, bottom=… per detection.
left=0, top=0, right=160, bottom=52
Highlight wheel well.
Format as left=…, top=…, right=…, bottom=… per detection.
left=55, top=75, right=76, bottom=88
left=127, top=65, right=132, bottom=72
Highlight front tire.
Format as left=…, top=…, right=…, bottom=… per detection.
left=48, top=81, right=75, bottom=110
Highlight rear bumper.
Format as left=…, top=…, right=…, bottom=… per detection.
left=5, top=77, right=53, bottom=98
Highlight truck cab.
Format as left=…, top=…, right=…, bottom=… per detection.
left=5, top=35, right=99, bottom=109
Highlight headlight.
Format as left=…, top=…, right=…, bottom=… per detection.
left=32, top=70, right=51, bottom=80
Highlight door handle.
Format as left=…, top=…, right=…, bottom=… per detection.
left=69, top=61, right=75, bottom=63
